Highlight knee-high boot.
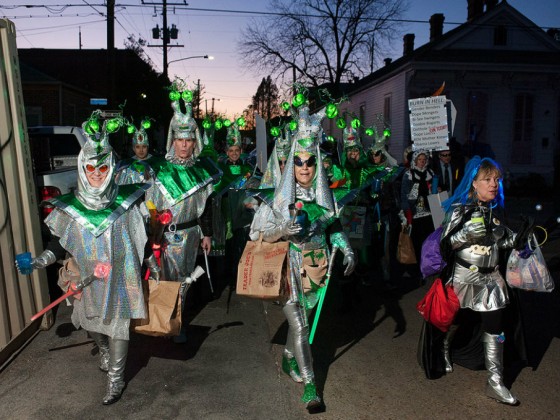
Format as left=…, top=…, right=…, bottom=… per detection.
left=481, top=332, right=518, bottom=405
left=102, top=338, right=129, bottom=405
left=283, top=302, right=322, bottom=411
left=443, top=325, right=458, bottom=373
left=89, top=332, right=110, bottom=372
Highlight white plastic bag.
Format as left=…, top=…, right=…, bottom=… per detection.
left=506, top=235, right=554, bottom=292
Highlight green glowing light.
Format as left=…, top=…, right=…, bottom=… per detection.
left=142, top=120, right=151, bottom=130
left=326, top=103, right=338, bottom=119
left=202, top=119, right=211, bottom=129
left=169, top=91, right=180, bottom=101
left=289, top=120, right=298, bottom=131
left=127, top=125, right=135, bottom=134
left=182, top=90, right=193, bottom=102
left=292, top=93, right=305, bottom=107
left=327, top=135, right=335, bottom=143
left=106, top=119, right=121, bottom=133
left=365, top=128, right=374, bottom=136
left=270, top=127, right=280, bottom=137
left=223, top=119, right=232, bottom=128
left=336, top=118, right=346, bottom=129
left=214, top=120, right=223, bottom=130
left=351, top=118, right=361, bottom=129
left=383, top=128, right=391, bottom=137
left=282, top=101, right=290, bottom=111
left=236, top=117, right=246, bottom=127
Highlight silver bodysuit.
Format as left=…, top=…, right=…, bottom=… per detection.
left=441, top=204, right=515, bottom=312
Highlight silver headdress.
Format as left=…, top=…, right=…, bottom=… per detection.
left=366, top=121, right=397, bottom=167
left=342, top=125, right=361, bottom=151
left=165, top=79, right=203, bottom=162
left=76, top=110, right=123, bottom=210
left=225, top=121, right=243, bottom=150
left=260, top=127, right=293, bottom=189
left=273, top=101, right=334, bottom=220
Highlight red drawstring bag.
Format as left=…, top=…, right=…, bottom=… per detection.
left=416, top=278, right=460, bottom=332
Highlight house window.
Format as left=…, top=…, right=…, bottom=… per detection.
left=384, top=95, right=392, bottom=124
left=511, top=93, right=533, bottom=163
left=494, top=25, right=507, bottom=46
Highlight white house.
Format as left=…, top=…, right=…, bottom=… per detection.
left=325, top=0, right=560, bottom=185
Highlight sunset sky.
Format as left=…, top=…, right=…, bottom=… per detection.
left=3, top=0, right=559, bottom=118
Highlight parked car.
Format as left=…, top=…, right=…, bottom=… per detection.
left=27, top=126, right=87, bottom=218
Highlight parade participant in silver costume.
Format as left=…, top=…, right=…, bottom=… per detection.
left=249, top=102, right=355, bottom=412
left=16, top=111, right=152, bottom=405
left=259, top=126, right=292, bottom=189
left=115, top=118, right=157, bottom=185
left=145, top=82, right=221, bottom=343
left=439, top=156, right=532, bottom=406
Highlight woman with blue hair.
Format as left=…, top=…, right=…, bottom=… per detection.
left=437, top=156, right=533, bottom=405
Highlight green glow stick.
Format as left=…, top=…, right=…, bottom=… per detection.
left=309, top=247, right=338, bottom=344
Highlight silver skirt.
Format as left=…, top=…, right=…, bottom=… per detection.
left=452, top=264, right=509, bottom=312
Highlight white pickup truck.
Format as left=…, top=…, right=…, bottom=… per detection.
left=27, top=126, right=87, bottom=217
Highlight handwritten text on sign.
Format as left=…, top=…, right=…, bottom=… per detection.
left=408, top=96, right=449, bottom=151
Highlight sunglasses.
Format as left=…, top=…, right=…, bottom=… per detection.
left=85, top=164, right=110, bottom=174
left=439, top=153, right=451, bottom=157
left=372, top=150, right=382, bottom=157
left=294, top=155, right=317, bottom=167
left=278, top=159, right=287, bottom=166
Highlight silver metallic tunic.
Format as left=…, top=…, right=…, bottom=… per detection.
left=45, top=200, right=148, bottom=339
left=442, top=204, right=515, bottom=312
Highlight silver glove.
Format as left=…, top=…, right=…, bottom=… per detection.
left=31, top=250, right=57, bottom=269
left=144, top=254, right=161, bottom=281
left=398, top=210, right=408, bottom=226
left=342, top=250, right=356, bottom=276
left=262, top=221, right=302, bottom=242
left=463, top=220, right=486, bottom=241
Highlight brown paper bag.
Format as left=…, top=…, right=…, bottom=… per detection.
left=131, top=279, right=182, bottom=337
left=397, top=226, right=417, bottom=264
left=301, top=249, right=328, bottom=293
left=237, top=235, right=288, bottom=299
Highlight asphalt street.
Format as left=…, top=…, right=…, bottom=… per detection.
left=1, top=197, right=559, bottom=419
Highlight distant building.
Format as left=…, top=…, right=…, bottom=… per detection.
left=325, top=0, right=560, bottom=185
left=18, top=48, right=171, bottom=152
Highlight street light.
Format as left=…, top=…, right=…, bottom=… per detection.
left=167, top=54, right=214, bottom=66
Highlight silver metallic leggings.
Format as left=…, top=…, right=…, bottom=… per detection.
left=283, top=300, right=314, bottom=384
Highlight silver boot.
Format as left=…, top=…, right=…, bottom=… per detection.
left=102, top=338, right=129, bottom=405
left=481, top=332, right=518, bottom=405
left=443, top=325, right=458, bottom=373
left=90, top=332, right=110, bottom=372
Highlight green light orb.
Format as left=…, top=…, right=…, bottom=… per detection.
left=223, top=119, right=232, bottom=128
left=127, top=125, right=135, bottom=134
left=202, top=119, right=211, bottom=129
left=336, top=118, right=346, bottom=129
left=214, top=120, right=223, bottom=130
left=84, top=122, right=95, bottom=135
left=365, top=128, right=374, bottom=136
left=292, top=93, right=305, bottom=107
left=142, top=120, right=151, bottom=130
left=169, top=91, right=180, bottom=101
left=236, top=117, right=246, bottom=127
left=327, top=135, right=335, bottom=143
left=181, top=90, right=193, bottom=102
left=270, top=127, right=281, bottom=137
left=90, top=119, right=100, bottom=132
left=289, top=120, right=298, bottom=131
left=351, top=118, right=361, bottom=129
left=106, top=119, right=120, bottom=133
left=383, top=128, right=391, bottom=137
left=326, top=103, right=338, bottom=119
left=281, top=101, right=290, bottom=111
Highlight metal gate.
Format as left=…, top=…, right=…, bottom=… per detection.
left=0, top=19, right=52, bottom=369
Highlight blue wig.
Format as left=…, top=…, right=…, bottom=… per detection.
left=442, top=155, right=505, bottom=214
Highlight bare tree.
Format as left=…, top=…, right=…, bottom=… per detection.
left=239, top=0, right=408, bottom=87
left=252, top=76, right=280, bottom=122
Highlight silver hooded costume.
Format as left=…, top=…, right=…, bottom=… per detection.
left=116, top=120, right=156, bottom=185
left=249, top=101, right=354, bottom=410
left=145, top=84, right=220, bottom=281
left=42, top=112, right=149, bottom=404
